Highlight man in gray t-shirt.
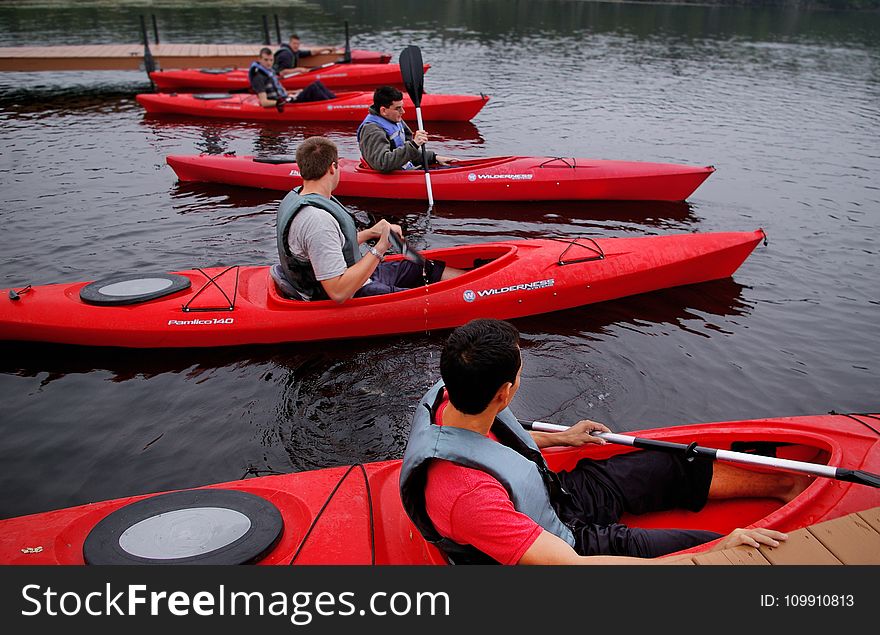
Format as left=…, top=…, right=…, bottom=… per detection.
left=288, top=205, right=352, bottom=285
left=278, top=136, right=465, bottom=303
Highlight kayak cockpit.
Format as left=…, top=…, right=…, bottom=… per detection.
left=354, top=156, right=519, bottom=174
left=266, top=243, right=518, bottom=308
left=543, top=424, right=836, bottom=539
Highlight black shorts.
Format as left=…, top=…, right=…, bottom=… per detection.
left=557, top=452, right=721, bottom=558
left=354, top=258, right=446, bottom=297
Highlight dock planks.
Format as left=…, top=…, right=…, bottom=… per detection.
left=0, top=44, right=344, bottom=72
left=675, top=506, right=880, bottom=565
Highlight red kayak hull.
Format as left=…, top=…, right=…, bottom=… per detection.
left=343, top=49, right=392, bottom=65
left=1, top=413, right=876, bottom=565
left=277, top=49, right=390, bottom=66
left=150, top=63, right=428, bottom=92
left=168, top=154, right=715, bottom=202
left=136, top=91, right=489, bottom=122
left=0, top=231, right=763, bottom=349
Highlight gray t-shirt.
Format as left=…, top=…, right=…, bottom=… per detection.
left=287, top=205, right=350, bottom=281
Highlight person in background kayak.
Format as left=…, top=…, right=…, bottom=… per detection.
left=357, top=85, right=457, bottom=172
left=249, top=47, right=336, bottom=111
left=274, top=34, right=335, bottom=77
left=276, top=136, right=466, bottom=303
left=400, top=319, right=807, bottom=565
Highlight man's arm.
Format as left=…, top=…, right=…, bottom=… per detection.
left=357, top=219, right=401, bottom=245
left=359, top=124, right=424, bottom=173
left=529, top=419, right=611, bottom=449
left=299, top=47, right=334, bottom=57
left=320, top=219, right=394, bottom=303
left=403, top=124, right=437, bottom=167
left=280, top=67, right=309, bottom=77
left=320, top=253, right=381, bottom=303
left=256, top=91, right=282, bottom=108
left=518, top=527, right=788, bottom=565
left=251, top=73, right=283, bottom=108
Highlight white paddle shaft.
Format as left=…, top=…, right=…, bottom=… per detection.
left=414, top=106, right=434, bottom=205
left=529, top=421, right=838, bottom=479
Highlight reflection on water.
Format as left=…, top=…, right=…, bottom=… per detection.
left=168, top=180, right=698, bottom=228
left=0, top=85, right=143, bottom=117
left=252, top=128, right=297, bottom=157
left=358, top=198, right=699, bottom=227
left=140, top=116, right=485, bottom=145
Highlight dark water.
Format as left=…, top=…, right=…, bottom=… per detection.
left=0, top=1, right=877, bottom=520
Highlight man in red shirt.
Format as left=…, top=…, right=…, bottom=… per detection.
left=400, top=319, right=803, bottom=564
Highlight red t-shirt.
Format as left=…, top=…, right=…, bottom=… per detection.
left=423, top=396, right=543, bottom=565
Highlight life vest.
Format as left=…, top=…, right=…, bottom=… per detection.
left=276, top=188, right=360, bottom=301
left=248, top=61, right=287, bottom=100
left=357, top=112, right=415, bottom=170
left=399, top=381, right=576, bottom=564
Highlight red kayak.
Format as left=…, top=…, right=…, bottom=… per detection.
left=168, top=154, right=715, bottom=202
left=329, top=49, right=391, bottom=65
left=0, top=231, right=763, bottom=349
left=150, top=63, right=429, bottom=92
left=275, top=49, right=390, bottom=66
left=1, top=413, right=876, bottom=564
left=136, top=90, right=489, bottom=122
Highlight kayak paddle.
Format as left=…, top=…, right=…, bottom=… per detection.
left=521, top=420, right=880, bottom=488
left=343, top=20, right=352, bottom=64
left=389, top=230, right=426, bottom=266
left=399, top=45, right=434, bottom=213
left=139, top=15, right=157, bottom=86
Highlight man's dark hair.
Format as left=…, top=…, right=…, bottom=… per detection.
left=373, top=85, right=404, bottom=110
left=440, top=319, right=522, bottom=415
left=289, top=34, right=300, bottom=41
left=259, top=47, right=273, bottom=57
left=295, top=136, right=338, bottom=180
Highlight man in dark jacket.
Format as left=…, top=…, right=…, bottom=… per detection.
left=274, top=34, right=335, bottom=77
left=356, top=85, right=457, bottom=172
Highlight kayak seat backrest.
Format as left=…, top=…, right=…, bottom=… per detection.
left=254, top=155, right=297, bottom=165
left=199, top=68, right=233, bottom=74
left=269, top=264, right=304, bottom=301
left=193, top=93, right=234, bottom=100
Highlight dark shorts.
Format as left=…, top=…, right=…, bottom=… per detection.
left=557, top=452, right=721, bottom=557
left=292, top=80, right=336, bottom=103
left=354, top=258, right=446, bottom=297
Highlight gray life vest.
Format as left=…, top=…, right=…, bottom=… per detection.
left=276, top=188, right=361, bottom=301
left=399, top=381, right=576, bottom=564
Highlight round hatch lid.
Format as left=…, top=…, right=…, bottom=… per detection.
left=83, top=489, right=283, bottom=565
left=79, top=273, right=191, bottom=306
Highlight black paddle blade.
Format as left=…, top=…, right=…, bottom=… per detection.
left=838, top=468, right=880, bottom=488
left=389, top=231, right=426, bottom=266
left=399, top=45, right=425, bottom=108
left=343, top=20, right=352, bottom=63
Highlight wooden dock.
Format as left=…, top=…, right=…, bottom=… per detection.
left=0, top=44, right=346, bottom=72
left=674, top=506, right=880, bottom=565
